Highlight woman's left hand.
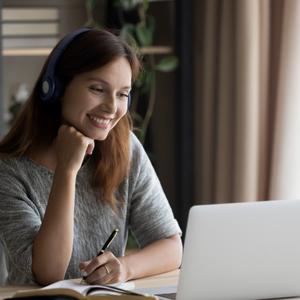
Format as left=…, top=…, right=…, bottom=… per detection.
left=79, top=251, right=129, bottom=284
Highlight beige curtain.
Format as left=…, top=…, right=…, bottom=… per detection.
left=193, top=0, right=291, bottom=204
left=270, top=1, right=300, bottom=199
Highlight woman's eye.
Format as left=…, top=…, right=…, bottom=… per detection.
left=89, top=86, right=104, bottom=93
left=119, top=93, right=129, bottom=100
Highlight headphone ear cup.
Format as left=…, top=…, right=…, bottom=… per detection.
left=39, top=76, right=63, bottom=104
left=128, top=93, right=131, bottom=110
left=39, top=76, right=55, bottom=103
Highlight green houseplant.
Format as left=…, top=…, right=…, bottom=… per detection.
left=85, top=0, right=178, bottom=144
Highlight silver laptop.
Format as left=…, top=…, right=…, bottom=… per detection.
left=175, top=199, right=300, bottom=300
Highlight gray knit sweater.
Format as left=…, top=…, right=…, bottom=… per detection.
left=0, top=132, right=181, bottom=284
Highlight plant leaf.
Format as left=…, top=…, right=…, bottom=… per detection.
left=120, top=24, right=137, bottom=44
left=142, top=0, right=149, bottom=12
left=135, top=70, right=153, bottom=94
left=136, top=16, right=155, bottom=46
left=86, top=0, right=97, bottom=10
left=155, top=56, right=178, bottom=72
left=114, top=0, right=139, bottom=10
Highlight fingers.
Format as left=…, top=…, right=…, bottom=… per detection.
left=80, top=251, right=123, bottom=284
left=56, top=125, right=95, bottom=172
left=58, top=125, right=94, bottom=154
left=86, top=141, right=95, bottom=155
left=89, top=264, right=115, bottom=284
left=79, top=261, right=90, bottom=274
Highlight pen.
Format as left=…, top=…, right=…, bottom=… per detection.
left=97, top=228, right=119, bottom=256
left=81, top=228, right=119, bottom=281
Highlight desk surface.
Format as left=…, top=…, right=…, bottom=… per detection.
left=2, top=271, right=300, bottom=300
left=0, top=270, right=179, bottom=300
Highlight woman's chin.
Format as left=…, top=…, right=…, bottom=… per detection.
left=86, top=131, right=110, bottom=141
left=76, top=125, right=108, bottom=140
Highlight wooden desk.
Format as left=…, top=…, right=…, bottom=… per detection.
left=0, top=270, right=179, bottom=300
left=2, top=271, right=300, bottom=300
left=134, top=270, right=178, bottom=289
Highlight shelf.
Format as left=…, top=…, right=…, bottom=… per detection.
left=140, top=46, right=173, bottom=54
left=2, top=46, right=174, bottom=57
left=2, top=48, right=51, bottom=56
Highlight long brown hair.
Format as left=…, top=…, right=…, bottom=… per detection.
left=0, top=28, right=140, bottom=209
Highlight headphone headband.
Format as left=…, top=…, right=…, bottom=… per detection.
left=39, top=27, right=132, bottom=109
left=39, top=27, right=91, bottom=103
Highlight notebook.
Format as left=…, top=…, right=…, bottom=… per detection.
left=167, top=199, right=300, bottom=300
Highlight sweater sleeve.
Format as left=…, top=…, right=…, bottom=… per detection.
left=0, top=162, right=41, bottom=284
left=127, top=133, right=181, bottom=248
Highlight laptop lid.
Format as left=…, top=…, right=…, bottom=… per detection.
left=176, top=199, right=300, bottom=300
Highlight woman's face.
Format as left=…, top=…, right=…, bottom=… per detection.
left=61, top=57, right=132, bottom=141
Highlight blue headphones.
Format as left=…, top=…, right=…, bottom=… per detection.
left=39, top=28, right=91, bottom=104
left=39, top=27, right=131, bottom=108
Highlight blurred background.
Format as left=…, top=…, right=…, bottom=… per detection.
left=1, top=0, right=300, bottom=241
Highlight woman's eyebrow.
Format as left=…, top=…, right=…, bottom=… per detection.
left=87, top=77, right=109, bottom=86
left=87, top=77, right=131, bottom=90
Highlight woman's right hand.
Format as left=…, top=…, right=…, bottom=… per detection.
left=55, top=125, right=95, bottom=173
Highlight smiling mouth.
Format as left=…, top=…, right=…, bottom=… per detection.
left=88, top=114, right=112, bottom=128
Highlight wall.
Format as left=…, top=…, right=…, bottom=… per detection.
left=1, top=0, right=87, bottom=134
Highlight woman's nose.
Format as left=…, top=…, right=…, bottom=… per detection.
left=102, top=94, right=117, bottom=113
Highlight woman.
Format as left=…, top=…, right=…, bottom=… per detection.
left=0, top=28, right=182, bottom=286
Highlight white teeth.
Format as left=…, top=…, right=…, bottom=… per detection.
left=89, top=115, right=110, bottom=125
